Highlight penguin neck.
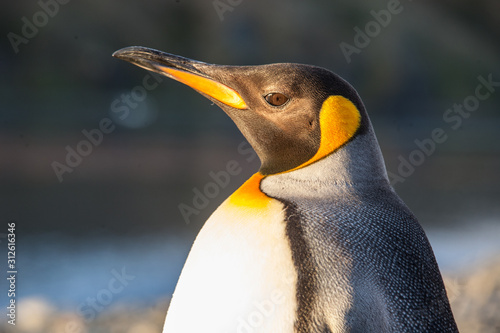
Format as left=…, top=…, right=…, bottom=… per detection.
left=261, top=125, right=390, bottom=199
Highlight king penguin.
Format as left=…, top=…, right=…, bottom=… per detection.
left=113, top=47, right=458, bottom=333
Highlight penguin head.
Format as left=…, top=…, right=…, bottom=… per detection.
left=113, top=47, right=374, bottom=177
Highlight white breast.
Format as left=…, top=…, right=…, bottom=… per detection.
left=162, top=198, right=298, bottom=333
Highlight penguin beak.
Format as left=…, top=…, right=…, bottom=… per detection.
left=113, top=46, right=248, bottom=110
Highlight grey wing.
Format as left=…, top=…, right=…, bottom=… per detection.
left=282, top=188, right=458, bottom=332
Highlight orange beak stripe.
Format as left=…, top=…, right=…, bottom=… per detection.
left=159, top=66, right=248, bottom=110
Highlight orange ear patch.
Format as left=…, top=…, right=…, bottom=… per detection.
left=289, top=95, right=361, bottom=172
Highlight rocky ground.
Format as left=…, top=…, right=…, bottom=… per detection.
left=444, top=258, right=500, bottom=332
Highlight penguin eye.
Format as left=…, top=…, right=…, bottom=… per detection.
left=264, top=93, right=289, bottom=106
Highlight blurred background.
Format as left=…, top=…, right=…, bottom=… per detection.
left=1, top=0, right=499, bottom=332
